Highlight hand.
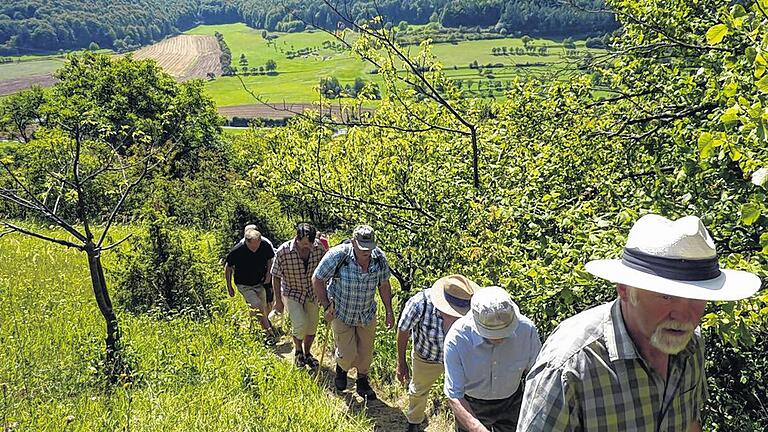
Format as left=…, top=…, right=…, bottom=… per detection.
left=323, top=304, right=335, bottom=322
left=227, top=285, right=235, bottom=297
left=274, top=298, right=284, bottom=313
left=396, top=362, right=410, bottom=385
left=385, top=310, right=394, bottom=329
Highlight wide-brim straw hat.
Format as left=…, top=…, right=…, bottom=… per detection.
left=429, top=274, right=481, bottom=317
left=585, top=214, right=761, bottom=301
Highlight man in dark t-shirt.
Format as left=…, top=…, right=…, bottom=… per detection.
left=225, top=227, right=277, bottom=343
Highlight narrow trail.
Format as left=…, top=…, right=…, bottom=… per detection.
left=271, top=328, right=454, bottom=432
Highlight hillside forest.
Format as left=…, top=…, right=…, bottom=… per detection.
left=0, top=0, right=616, bottom=54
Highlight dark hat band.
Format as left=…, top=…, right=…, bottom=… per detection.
left=621, top=248, right=721, bottom=281
left=444, top=291, right=471, bottom=309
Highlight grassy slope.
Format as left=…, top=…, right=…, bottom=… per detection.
left=0, top=59, right=66, bottom=79
left=0, top=229, right=372, bottom=431
left=188, top=23, right=600, bottom=106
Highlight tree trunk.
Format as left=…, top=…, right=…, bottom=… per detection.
left=85, top=247, right=121, bottom=374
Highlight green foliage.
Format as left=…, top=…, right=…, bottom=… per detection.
left=248, top=3, right=768, bottom=426
left=215, top=189, right=294, bottom=259
left=113, top=217, right=219, bottom=317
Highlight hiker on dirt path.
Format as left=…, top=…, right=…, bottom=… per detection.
left=271, top=223, right=327, bottom=369
left=397, top=275, right=481, bottom=432
left=225, top=226, right=278, bottom=345
left=516, top=214, right=762, bottom=432
left=444, top=286, right=541, bottom=432
left=312, top=225, right=394, bottom=400
left=237, top=224, right=277, bottom=316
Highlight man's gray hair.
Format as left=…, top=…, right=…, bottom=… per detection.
left=243, top=224, right=257, bottom=236
left=244, top=228, right=261, bottom=242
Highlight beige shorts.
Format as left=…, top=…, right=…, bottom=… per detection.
left=285, top=298, right=319, bottom=339
left=236, top=284, right=267, bottom=309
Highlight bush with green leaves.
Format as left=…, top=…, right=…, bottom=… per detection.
left=113, top=217, right=219, bottom=317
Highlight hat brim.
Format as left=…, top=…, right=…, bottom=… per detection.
left=472, top=302, right=520, bottom=339
left=429, top=287, right=471, bottom=317
left=429, top=276, right=481, bottom=317
left=585, top=259, right=761, bottom=301
left=355, top=240, right=376, bottom=251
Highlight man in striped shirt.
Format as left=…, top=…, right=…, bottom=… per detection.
left=397, top=275, right=481, bottom=432
left=271, top=223, right=327, bottom=369
left=517, top=214, right=762, bottom=431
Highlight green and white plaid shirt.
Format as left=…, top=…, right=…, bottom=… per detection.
left=517, top=300, right=707, bottom=432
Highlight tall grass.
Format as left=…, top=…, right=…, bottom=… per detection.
left=0, top=229, right=372, bottom=431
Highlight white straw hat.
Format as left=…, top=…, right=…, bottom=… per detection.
left=585, top=214, right=761, bottom=301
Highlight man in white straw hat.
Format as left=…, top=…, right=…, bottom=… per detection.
left=444, top=286, right=541, bottom=432
left=517, top=214, right=762, bottom=432
left=397, top=275, right=482, bottom=432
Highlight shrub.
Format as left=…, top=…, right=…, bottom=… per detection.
left=113, top=217, right=219, bottom=317
left=215, top=191, right=293, bottom=259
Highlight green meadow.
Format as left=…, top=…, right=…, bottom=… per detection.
left=187, top=23, right=600, bottom=106
left=0, top=229, right=373, bottom=431
left=0, top=58, right=66, bottom=80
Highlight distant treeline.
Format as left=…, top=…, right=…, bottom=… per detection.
left=0, top=0, right=616, bottom=54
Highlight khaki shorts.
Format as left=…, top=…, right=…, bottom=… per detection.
left=236, top=284, right=267, bottom=309
left=285, top=298, right=319, bottom=339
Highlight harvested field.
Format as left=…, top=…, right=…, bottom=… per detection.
left=218, top=103, right=374, bottom=120
left=0, top=74, right=58, bottom=96
left=133, top=35, right=221, bottom=80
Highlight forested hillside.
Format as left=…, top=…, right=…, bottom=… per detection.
left=0, top=0, right=616, bottom=54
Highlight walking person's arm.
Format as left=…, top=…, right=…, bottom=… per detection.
left=396, top=329, right=411, bottom=384
left=224, top=264, right=235, bottom=297
left=272, top=275, right=283, bottom=312
left=378, top=278, right=394, bottom=329
left=687, top=422, right=702, bottom=432
left=312, top=275, right=334, bottom=321
left=447, top=398, right=489, bottom=432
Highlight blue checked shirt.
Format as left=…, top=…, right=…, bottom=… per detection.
left=312, top=243, right=391, bottom=326
left=397, top=290, right=445, bottom=363
left=517, top=299, right=708, bottom=432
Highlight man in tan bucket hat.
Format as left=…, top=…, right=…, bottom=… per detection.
left=517, top=214, right=762, bottom=432
left=396, top=275, right=482, bottom=432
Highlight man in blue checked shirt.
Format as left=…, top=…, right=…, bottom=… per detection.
left=397, top=275, right=481, bottom=432
left=312, top=225, right=394, bottom=400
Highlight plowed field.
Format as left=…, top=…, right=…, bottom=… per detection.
left=133, top=35, right=221, bottom=80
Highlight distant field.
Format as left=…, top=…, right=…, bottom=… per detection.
left=188, top=23, right=601, bottom=107
left=132, top=35, right=221, bottom=81
left=0, top=59, right=64, bottom=95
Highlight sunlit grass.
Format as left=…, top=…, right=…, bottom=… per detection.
left=0, top=228, right=372, bottom=431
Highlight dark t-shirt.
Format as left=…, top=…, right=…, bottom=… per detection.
left=225, top=241, right=275, bottom=285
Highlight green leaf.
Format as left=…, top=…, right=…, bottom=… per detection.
left=723, top=81, right=738, bottom=97
left=731, top=4, right=747, bottom=17
left=720, top=105, right=741, bottom=123
left=706, top=24, right=729, bottom=45
left=760, top=233, right=768, bottom=253
left=741, top=203, right=761, bottom=225
left=757, top=75, right=768, bottom=93
left=698, top=132, right=714, bottom=158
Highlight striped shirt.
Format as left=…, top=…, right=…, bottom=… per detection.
left=312, top=243, right=391, bottom=326
left=517, top=300, right=707, bottom=432
left=270, top=239, right=326, bottom=304
left=397, top=290, right=445, bottom=363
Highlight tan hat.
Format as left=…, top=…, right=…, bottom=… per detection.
left=428, top=275, right=481, bottom=317
left=585, top=214, right=761, bottom=301
left=352, top=225, right=377, bottom=251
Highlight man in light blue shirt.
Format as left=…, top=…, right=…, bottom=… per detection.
left=443, top=286, right=541, bottom=432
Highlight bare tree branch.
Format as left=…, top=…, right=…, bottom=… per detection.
left=99, top=233, right=133, bottom=252
left=1, top=221, right=83, bottom=250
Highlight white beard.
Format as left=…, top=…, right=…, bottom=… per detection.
left=650, top=320, right=695, bottom=354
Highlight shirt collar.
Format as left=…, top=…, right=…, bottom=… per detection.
left=605, top=298, right=698, bottom=362
left=465, top=316, right=488, bottom=347
left=290, top=239, right=322, bottom=254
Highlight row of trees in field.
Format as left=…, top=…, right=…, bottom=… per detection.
left=0, top=0, right=616, bottom=54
